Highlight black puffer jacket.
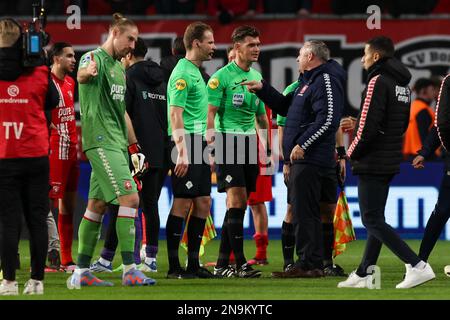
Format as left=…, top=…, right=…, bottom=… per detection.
left=435, top=74, right=450, bottom=151
left=348, top=57, right=411, bottom=175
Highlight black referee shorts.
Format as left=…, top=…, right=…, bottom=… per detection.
left=215, top=133, right=259, bottom=194
left=169, top=134, right=211, bottom=198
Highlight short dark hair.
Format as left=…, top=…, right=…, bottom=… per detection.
left=231, top=25, right=260, bottom=44
left=413, top=78, right=434, bottom=93
left=183, top=21, right=213, bottom=50
left=132, top=37, right=147, bottom=58
left=172, top=36, right=186, bottom=55
left=48, top=42, right=72, bottom=63
left=366, top=36, right=395, bottom=58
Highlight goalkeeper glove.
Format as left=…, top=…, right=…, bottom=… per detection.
left=128, top=143, right=149, bottom=178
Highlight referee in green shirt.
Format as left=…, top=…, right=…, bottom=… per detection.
left=165, top=22, right=217, bottom=279
left=207, top=26, right=269, bottom=278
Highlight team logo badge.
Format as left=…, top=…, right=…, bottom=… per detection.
left=52, top=185, right=60, bottom=194
left=175, top=79, right=187, bottom=91
left=185, top=181, right=193, bottom=189
left=7, top=85, right=19, bottom=97
left=225, top=175, right=233, bottom=183
left=208, top=78, right=220, bottom=90
left=124, top=180, right=132, bottom=190
left=299, top=85, right=308, bottom=96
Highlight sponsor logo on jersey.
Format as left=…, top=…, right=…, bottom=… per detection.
left=7, top=85, right=19, bottom=97
left=175, top=79, right=187, bottom=91
left=208, top=78, right=219, bottom=90
left=232, top=93, right=244, bottom=107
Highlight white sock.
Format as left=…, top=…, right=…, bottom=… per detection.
left=145, top=257, right=156, bottom=264
left=123, top=263, right=136, bottom=274
left=414, top=260, right=427, bottom=270
left=99, top=257, right=111, bottom=266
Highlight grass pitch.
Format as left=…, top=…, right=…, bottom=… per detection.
left=3, top=239, right=450, bottom=300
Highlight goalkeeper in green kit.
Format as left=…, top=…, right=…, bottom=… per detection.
left=67, top=14, right=155, bottom=288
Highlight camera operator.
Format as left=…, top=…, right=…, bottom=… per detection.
left=0, top=17, right=58, bottom=296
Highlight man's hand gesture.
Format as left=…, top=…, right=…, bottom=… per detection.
left=87, top=52, right=98, bottom=77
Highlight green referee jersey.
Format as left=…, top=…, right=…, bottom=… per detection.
left=208, top=61, right=265, bottom=134
left=78, top=47, right=128, bottom=152
left=167, top=58, right=208, bottom=135
left=276, top=80, right=300, bottom=127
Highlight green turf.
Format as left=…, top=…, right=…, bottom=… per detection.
left=3, top=239, right=450, bottom=300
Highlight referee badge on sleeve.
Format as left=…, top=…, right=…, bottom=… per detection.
left=175, top=79, right=187, bottom=91
left=208, top=78, right=220, bottom=90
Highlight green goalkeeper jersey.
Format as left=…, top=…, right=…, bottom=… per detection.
left=207, top=61, right=265, bottom=134
left=276, top=80, right=300, bottom=127
left=78, top=47, right=127, bottom=152
left=167, top=58, right=208, bottom=135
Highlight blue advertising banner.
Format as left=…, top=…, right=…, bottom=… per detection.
left=77, top=160, right=446, bottom=240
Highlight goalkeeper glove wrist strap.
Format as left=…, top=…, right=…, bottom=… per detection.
left=128, top=143, right=141, bottom=154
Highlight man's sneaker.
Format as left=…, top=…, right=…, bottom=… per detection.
left=23, top=279, right=44, bottom=295
left=214, top=265, right=237, bottom=278
left=67, top=270, right=114, bottom=288
left=122, top=268, right=156, bottom=286
left=167, top=267, right=187, bottom=279
left=44, top=266, right=61, bottom=273
left=0, top=280, right=18, bottom=295
left=90, top=259, right=113, bottom=273
left=324, top=264, right=348, bottom=277
left=247, top=258, right=269, bottom=266
left=283, top=263, right=295, bottom=272
left=396, top=263, right=435, bottom=289
left=337, top=271, right=372, bottom=288
left=444, top=265, right=450, bottom=277
left=236, top=263, right=262, bottom=278
left=47, top=249, right=61, bottom=270
left=138, top=260, right=157, bottom=273
left=61, top=262, right=77, bottom=273
left=187, top=267, right=218, bottom=279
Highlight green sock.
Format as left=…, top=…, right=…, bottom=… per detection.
left=77, top=217, right=102, bottom=268
left=116, top=207, right=136, bottom=266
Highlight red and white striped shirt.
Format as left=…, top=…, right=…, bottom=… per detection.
left=50, top=74, right=78, bottom=160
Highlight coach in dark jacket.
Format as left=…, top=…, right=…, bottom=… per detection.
left=338, top=36, right=435, bottom=289
left=244, top=40, right=345, bottom=277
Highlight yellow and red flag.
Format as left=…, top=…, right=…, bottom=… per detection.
left=181, top=208, right=217, bottom=257
left=333, top=190, right=356, bottom=258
